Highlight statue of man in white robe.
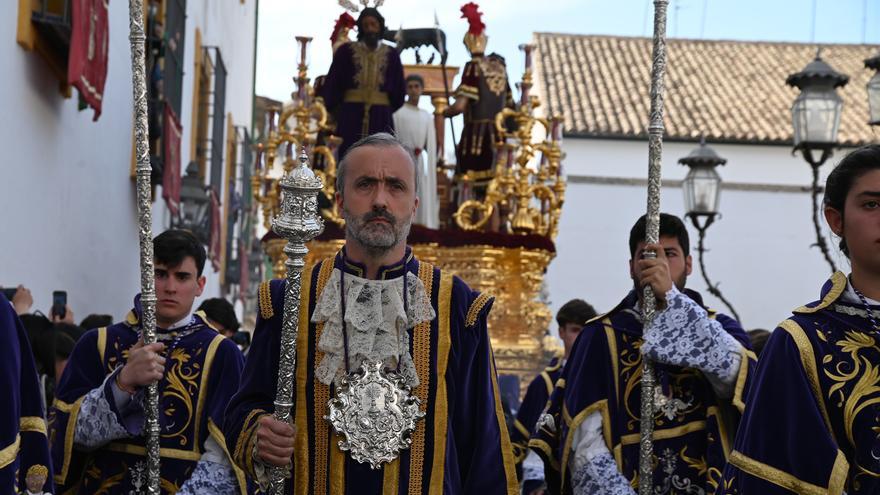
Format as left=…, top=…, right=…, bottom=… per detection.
left=393, top=74, right=438, bottom=229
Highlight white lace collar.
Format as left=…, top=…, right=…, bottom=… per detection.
left=311, top=268, right=435, bottom=387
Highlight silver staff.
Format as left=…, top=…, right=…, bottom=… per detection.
left=269, top=148, right=325, bottom=494
left=127, top=0, right=161, bottom=492
left=638, top=1, right=669, bottom=494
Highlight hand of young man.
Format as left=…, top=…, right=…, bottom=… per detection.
left=637, top=242, right=673, bottom=302
left=118, top=339, right=166, bottom=392
left=255, top=415, right=297, bottom=467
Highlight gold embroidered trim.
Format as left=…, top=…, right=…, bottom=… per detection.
left=330, top=441, right=345, bottom=495
left=382, top=458, right=401, bottom=495
left=527, top=438, right=560, bottom=471
left=409, top=261, right=435, bottom=494
left=312, top=259, right=335, bottom=495
left=193, top=334, right=225, bottom=451
left=560, top=400, right=612, bottom=485
left=779, top=319, right=836, bottom=440
left=428, top=271, right=453, bottom=495
left=707, top=406, right=731, bottom=459
left=20, top=416, right=47, bottom=435
left=53, top=395, right=85, bottom=484
left=619, top=419, right=707, bottom=445
left=489, top=345, right=521, bottom=493
left=729, top=449, right=847, bottom=495
left=104, top=442, right=202, bottom=461
left=794, top=271, right=847, bottom=314
left=603, top=319, right=620, bottom=404
left=233, top=409, right=265, bottom=472
left=540, top=371, right=554, bottom=396
left=0, top=434, right=20, bottom=469
left=97, top=327, right=107, bottom=363
left=294, top=262, right=317, bottom=495
left=258, top=281, right=273, bottom=319
left=208, top=419, right=249, bottom=494
left=465, top=292, right=493, bottom=327
left=732, top=345, right=754, bottom=413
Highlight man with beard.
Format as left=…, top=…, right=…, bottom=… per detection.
left=224, top=133, right=518, bottom=494
left=530, top=214, right=756, bottom=494
left=319, top=8, right=405, bottom=159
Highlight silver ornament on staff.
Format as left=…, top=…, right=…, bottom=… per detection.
left=638, top=1, right=670, bottom=494
left=268, top=148, right=325, bottom=494
left=127, top=0, right=161, bottom=492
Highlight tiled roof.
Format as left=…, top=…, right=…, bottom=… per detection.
left=533, top=33, right=879, bottom=146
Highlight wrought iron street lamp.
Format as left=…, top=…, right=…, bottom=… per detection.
left=177, top=161, right=210, bottom=243
left=786, top=51, right=849, bottom=273
left=866, top=51, right=880, bottom=126
left=679, top=139, right=740, bottom=322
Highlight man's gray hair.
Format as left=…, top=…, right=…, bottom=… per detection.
left=335, top=132, right=419, bottom=197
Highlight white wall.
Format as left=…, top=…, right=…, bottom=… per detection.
left=546, top=138, right=855, bottom=331
left=1, top=1, right=255, bottom=322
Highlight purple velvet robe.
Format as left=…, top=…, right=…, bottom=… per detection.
left=48, top=302, right=248, bottom=494
left=319, top=41, right=405, bottom=158
left=511, top=357, right=562, bottom=477
left=0, top=294, right=54, bottom=493
left=531, top=289, right=755, bottom=494
left=223, top=248, right=518, bottom=494
left=721, top=272, right=880, bottom=494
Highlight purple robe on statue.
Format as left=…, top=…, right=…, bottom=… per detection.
left=223, top=248, right=519, bottom=494
left=319, top=41, right=405, bottom=158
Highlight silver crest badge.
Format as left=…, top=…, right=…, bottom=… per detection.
left=325, top=359, right=425, bottom=469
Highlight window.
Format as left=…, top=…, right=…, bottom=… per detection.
left=192, top=45, right=227, bottom=195
left=18, top=0, right=72, bottom=95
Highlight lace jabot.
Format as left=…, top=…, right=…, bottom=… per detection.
left=312, top=268, right=436, bottom=387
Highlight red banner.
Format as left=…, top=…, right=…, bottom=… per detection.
left=68, top=0, right=109, bottom=120
left=162, top=103, right=183, bottom=217
left=209, top=189, right=222, bottom=272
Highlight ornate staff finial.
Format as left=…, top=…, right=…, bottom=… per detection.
left=267, top=146, right=324, bottom=494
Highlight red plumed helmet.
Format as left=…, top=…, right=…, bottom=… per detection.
left=460, top=2, right=485, bottom=36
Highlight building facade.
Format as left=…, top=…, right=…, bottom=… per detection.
left=3, top=0, right=257, bottom=320
left=533, top=34, right=878, bottom=330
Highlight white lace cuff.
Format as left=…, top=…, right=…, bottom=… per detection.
left=522, top=449, right=545, bottom=482
left=570, top=450, right=635, bottom=495
left=176, top=458, right=238, bottom=494
left=74, top=371, right=134, bottom=449
left=642, top=286, right=743, bottom=388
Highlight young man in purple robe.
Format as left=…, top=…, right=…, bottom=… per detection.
left=531, top=213, right=755, bottom=494
left=49, top=230, right=248, bottom=494
left=223, top=133, right=518, bottom=494
left=512, top=299, right=596, bottom=494
left=319, top=7, right=405, bottom=159
left=721, top=145, right=880, bottom=494
left=0, top=291, right=54, bottom=494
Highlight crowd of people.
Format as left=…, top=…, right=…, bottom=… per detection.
left=4, top=135, right=880, bottom=495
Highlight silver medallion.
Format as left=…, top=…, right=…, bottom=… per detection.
left=325, top=359, right=425, bottom=469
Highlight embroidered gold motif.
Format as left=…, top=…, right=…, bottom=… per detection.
left=351, top=43, right=389, bottom=92
left=20, top=416, right=47, bottom=435
left=259, top=281, right=274, bottom=319
left=478, top=57, right=508, bottom=96
left=465, top=292, right=493, bottom=327
left=161, top=347, right=201, bottom=447
left=312, top=259, right=336, bottom=495
left=409, top=261, right=434, bottom=494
